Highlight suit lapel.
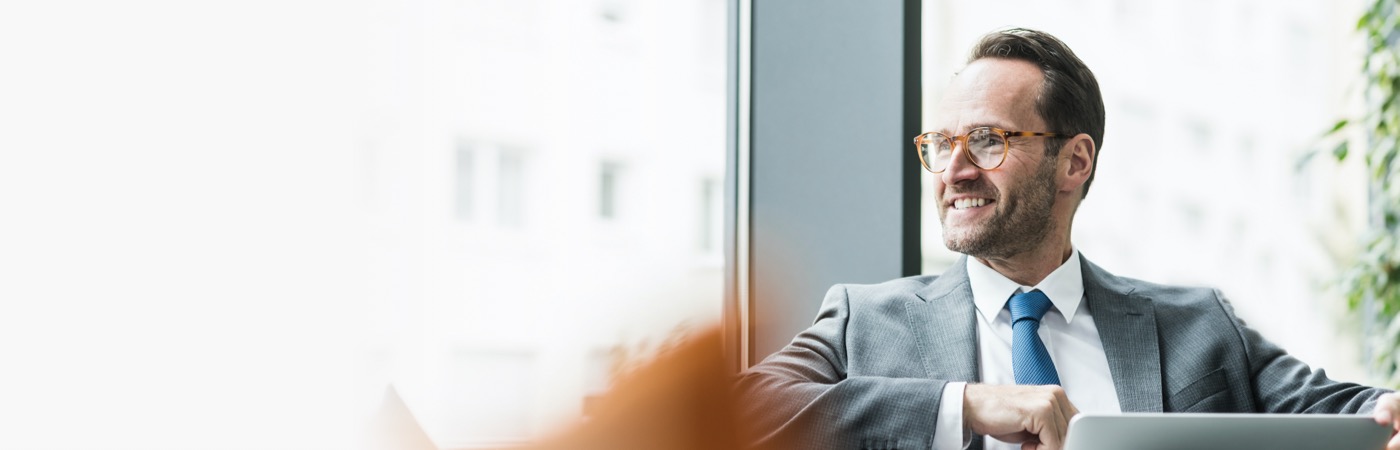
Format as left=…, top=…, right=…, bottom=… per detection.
left=906, top=256, right=980, bottom=383
left=901, top=255, right=1163, bottom=411
left=1081, top=257, right=1163, bottom=412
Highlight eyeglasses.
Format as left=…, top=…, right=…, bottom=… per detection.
left=914, top=127, right=1061, bottom=173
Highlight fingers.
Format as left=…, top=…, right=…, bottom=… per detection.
left=1044, top=387, right=1070, bottom=450
left=1054, top=386, right=1078, bottom=431
left=1022, top=387, right=1070, bottom=450
left=1376, top=393, right=1394, bottom=425
left=1062, top=388, right=1080, bottom=418
left=1378, top=393, right=1400, bottom=450
left=1033, top=386, right=1073, bottom=450
left=964, top=384, right=1078, bottom=450
left=1038, top=411, right=1064, bottom=450
left=1047, top=404, right=1065, bottom=449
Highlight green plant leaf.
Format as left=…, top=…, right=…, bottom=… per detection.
left=1334, top=0, right=1400, bottom=388
left=1330, top=118, right=1351, bottom=135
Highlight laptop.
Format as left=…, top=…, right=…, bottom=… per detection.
left=1064, top=413, right=1391, bottom=450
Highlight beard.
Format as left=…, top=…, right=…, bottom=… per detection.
left=939, top=156, right=1058, bottom=258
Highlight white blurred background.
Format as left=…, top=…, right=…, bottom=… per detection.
left=0, top=0, right=1376, bottom=448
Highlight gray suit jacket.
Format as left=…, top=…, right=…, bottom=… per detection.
left=736, top=255, right=1392, bottom=450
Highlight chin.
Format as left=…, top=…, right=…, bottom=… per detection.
left=941, top=232, right=979, bottom=255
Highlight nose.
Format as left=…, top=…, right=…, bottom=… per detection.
left=940, top=144, right=981, bottom=187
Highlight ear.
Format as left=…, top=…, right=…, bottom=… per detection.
left=1058, top=133, right=1095, bottom=195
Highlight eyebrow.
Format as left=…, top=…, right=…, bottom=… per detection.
left=938, top=122, right=1011, bottom=135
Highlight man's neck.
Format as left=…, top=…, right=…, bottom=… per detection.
left=972, top=240, right=1074, bottom=287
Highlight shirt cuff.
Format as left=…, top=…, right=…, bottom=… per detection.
left=934, top=381, right=971, bottom=450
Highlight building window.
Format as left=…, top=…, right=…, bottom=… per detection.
left=1186, top=119, right=1213, bottom=155
left=599, top=0, right=625, bottom=23
left=599, top=161, right=623, bottom=220
left=455, top=142, right=474, bottom=220
left=699, top=177, right=721, bottom=252
left=498, top=150, right=525, bottom=228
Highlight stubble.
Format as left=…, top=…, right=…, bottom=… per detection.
left=940, top=156, right=1058, bottom=258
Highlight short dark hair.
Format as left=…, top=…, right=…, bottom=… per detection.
left=968, top=28, right=1104, bottom=198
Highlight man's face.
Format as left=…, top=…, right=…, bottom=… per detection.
left=932, top=58, right=1060, bottom=258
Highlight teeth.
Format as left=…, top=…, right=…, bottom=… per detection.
left=953, top=198, right=988, bottom=210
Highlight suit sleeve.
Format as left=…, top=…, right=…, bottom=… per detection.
left=735, top=285, right=948, bottom=450
left=1213, top=289, right=1394, bottom=414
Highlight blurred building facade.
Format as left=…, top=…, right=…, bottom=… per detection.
left=355, top=0, right=726, bottom=447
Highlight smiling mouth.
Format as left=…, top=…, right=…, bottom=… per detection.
left=951, top=198, right=993, bottom=210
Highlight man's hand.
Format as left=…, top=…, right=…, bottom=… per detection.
left=1376, top=392, right=1400, bottom=450
left=964, top=384, right=1079, bottom=450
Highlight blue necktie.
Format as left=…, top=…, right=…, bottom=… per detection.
left=1010, top=289, right=1061, bottom=385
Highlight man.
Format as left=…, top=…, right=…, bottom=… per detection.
left=736, top=28, right=1400, bottom=450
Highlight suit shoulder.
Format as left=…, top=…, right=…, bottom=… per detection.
left=1111, top=274, right=1225, bottom=311
left=1084, top=257, right=1223, bottom=312
left=833, top=275, right=939, bottom=306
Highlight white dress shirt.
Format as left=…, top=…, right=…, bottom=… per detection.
left=932, top=250, right=1122, bottom=450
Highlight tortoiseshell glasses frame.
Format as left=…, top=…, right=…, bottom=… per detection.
left=914, top=126, right=1061, bottom=173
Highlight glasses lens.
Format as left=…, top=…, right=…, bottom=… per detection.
left=966, top=128, right=1006, bottom=169
left=921, top=134, right=953, bottom=172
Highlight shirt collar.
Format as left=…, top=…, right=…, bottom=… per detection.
left=966, top=249, right=1085, bottom=323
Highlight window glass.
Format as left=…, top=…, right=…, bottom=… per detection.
left=365, top=0, right=728, bottom=447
